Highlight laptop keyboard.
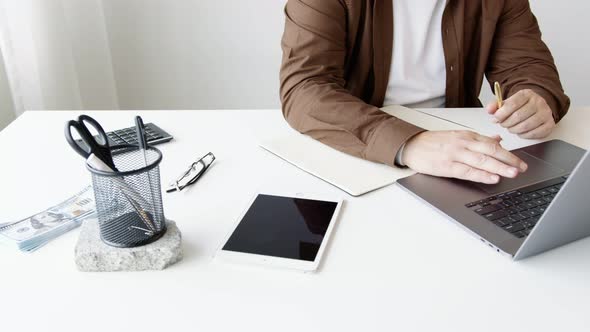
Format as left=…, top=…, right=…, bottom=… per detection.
left=465, top=176, right=568, bottom=239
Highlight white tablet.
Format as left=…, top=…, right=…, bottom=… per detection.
left=215, top=192, right=343, bottom=271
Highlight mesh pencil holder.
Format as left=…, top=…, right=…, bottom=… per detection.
left=88, top=145, right=166, bottom=248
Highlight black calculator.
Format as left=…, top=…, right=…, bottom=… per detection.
left=76, top=122, right=173, bottom=153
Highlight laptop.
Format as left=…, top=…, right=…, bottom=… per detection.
left=397, top=139, right=590, bottom=260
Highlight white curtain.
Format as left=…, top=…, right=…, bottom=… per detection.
left=0, top=0, right=119, bottom=116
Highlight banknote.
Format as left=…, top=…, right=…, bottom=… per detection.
left=0, top=186, right=96, bottom=251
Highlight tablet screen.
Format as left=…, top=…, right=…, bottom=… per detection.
left=222, top=194, right=338, bottom=261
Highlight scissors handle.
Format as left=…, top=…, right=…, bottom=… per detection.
left=64, top=115, right=116, bottom=169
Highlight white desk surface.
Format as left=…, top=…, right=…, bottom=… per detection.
left=1, top=107, right=590, bottom=332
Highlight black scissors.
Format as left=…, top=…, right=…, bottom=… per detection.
left=64, top=115, right=117, bottom=170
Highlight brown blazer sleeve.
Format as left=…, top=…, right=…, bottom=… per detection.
left=279, top=0, right=424, bottom=167
left=486, top=0, right=570, bottom=122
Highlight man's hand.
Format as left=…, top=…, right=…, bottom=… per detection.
left=402, top=131, right=528, bottom=184
left=485, top=89, right=556, bottom=139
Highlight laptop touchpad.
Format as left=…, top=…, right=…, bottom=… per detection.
left=474, top=150, right=565, bottom=195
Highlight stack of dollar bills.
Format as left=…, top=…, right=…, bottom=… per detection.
left=0, top=186, right=96, bottom=252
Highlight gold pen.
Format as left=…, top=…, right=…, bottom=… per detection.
left=494, top=81, right=503, bottom=108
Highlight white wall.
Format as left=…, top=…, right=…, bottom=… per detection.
left=101, top=0, right=287, bottom=110
left=59, top=0, right=119, bottom=110
left=0, top=49, right=15, bottom=130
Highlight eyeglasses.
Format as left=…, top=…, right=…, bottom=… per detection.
left=166, top=152, right=215, bottom=193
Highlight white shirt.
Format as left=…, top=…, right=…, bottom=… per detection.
left=383, top=0, right=447, bottom=109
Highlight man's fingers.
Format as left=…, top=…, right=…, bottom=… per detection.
left=508, top=113, right=545, bottom=135
left=492, top=90, right=531, bottom=123
left=450, top=162, right=500, bottom=184
left=456, top=150, right=519, bottom=178
left=499, top=102, right=536, bottom=128
left=519, top=121, right=554, bottom=139
left=467, top=140, right=527, bottom=171
left=485, top=101, right=499, bottom=115
left=473, top=133, right=502, bottom=144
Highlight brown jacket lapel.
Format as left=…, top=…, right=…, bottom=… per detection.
left=371, top=0, right=393, bottom=106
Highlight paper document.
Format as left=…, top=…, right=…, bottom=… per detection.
left=414, top=108, right=545, bottom=150
left=260, top=105, right=468, bottom=196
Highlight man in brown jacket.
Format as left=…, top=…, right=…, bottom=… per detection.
left=279, top=0, right=569, bottom=184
